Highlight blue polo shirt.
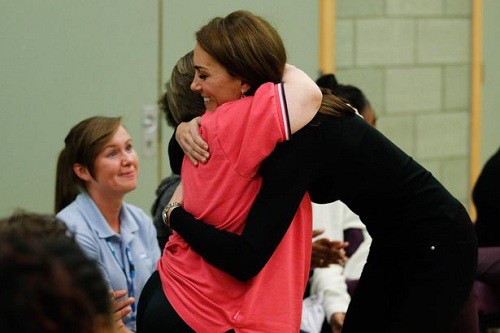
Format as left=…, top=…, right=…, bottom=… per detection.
left=57, top=193, right=160, bottom=330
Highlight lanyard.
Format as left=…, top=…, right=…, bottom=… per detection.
left=106, top=239, right=137, bottom=331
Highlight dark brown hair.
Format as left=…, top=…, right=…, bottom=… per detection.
left=0, top=237, right=113, bottom=333
left=0, top=210, right=69, bottom=239
left=317, top=88, right=357, bottom=117
left=195, top=10, right=287, bottom=95
left=0, top=212, right=113, bottom=332
left=316, top=73, right=371, bottom=116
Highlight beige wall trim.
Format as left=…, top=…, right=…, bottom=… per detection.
left=470, top=0, right=483, bottom=220
left=319, top=0, right=335, bottom=74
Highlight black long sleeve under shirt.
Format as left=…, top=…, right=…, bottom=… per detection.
left=169, top=112, right=464, bottom=281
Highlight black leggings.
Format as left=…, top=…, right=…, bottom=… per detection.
left=343, top=207, right=478, bottom=333
left=137, top=271, right=194, bottom=333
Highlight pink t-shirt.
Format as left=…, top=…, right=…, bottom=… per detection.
left=158, top=83, right=312, bottom=332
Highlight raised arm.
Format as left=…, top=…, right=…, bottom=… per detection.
left=175, top=64, right=321, bottom=166
left=282, top=64, right=322, bottom=133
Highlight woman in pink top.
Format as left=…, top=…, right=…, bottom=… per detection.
left=136, top=10, right=340, bottom=333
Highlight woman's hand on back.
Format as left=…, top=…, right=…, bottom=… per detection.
left=176, top=117, right=209, bottom=166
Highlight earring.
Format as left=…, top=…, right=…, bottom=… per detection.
left=241, top=91, right=246, bottom=99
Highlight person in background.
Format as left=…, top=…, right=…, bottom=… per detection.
left=55, top=116, right=161, bottom=332
left=0, top=211, right=116, bottom=333
left=473, top=147, right=500, bottom=247
left=0, top=211, right=134, bottom=332
left=450, top=148, right=500, bottom=332
left=315, top=74, right=377, bottom=128
left=302, top=74, right=377, bottom=333
left=151, top=50, right=205, bottom=250
left=0, top=237, right=113, bottom=333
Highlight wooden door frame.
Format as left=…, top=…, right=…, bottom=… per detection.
left=319, top=0, right=335, bottom=74
left=470, top=0, right=483, bottom=219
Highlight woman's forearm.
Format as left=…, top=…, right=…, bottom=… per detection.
left=170, top=176, right=307, bottom=281
left=168, top=130, right=184, bottom=174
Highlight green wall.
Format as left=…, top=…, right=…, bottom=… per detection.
left=0, top=0, right=500, bottom=216
left=482, top=0, right=500, bottom=163
left=0, top=1, right=318, bottom=216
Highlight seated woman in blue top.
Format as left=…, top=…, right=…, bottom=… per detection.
left=55, top=116, right=161, bottom=332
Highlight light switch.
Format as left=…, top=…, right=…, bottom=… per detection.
left=141, top=105, right=158, bottom=158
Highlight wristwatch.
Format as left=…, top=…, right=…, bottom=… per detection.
left=162, top=202, right=180, bottom=227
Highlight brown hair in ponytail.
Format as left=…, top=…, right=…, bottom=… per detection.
left=54, top=116, right=121, bottom=213
left=317, top=88, right=357, bottom=117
